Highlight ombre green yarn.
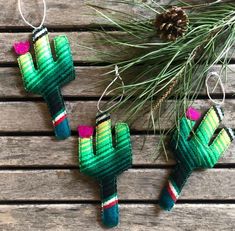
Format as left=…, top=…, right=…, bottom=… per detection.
left=16, top=27, right=76, bottom=139
left=159, top=106, right=234, bottom=211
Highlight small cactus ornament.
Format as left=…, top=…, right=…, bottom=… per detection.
left=14, top=27, right=76, bottom=139
left=78, top=112, right=132, bottom=227
left=159, top=106, right=234, bottom=211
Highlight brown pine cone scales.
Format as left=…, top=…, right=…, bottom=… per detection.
left=155, top=6, right=189, bottom=41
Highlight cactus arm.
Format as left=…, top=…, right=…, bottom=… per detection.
left=95, top=113, right=114, bottom=155
left=172, top=117, right=196, bottom=142
left=78, top=126, right=95, bottom=177
left=115, top=123, right=131, bottom=150
left=53, top=35, right=76, bottom=87
left=17, top=53, right=38, bottom=93
left=159, top=164, right=192, bottom=211
left=115, top=123, right=132, bottom=172
left=79, top=137, right=94, bottom=161
left=100, top=177, right=119, bottom=228
left=208, top=128, right=234, bottom=167
left=194, top=106, right=223, bottom=144
left=192, top=106, right=227, bottom=168
left=79, top=136, right=94, bottom=175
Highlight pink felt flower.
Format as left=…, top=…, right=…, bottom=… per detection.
left=78, top=125, right=94, bottom=138
left=13, top=41, right=30, bottom=55
left=186, top=107, right=201, bottom=121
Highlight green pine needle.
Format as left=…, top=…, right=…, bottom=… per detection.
left=88, top=1, right=235, bottom=158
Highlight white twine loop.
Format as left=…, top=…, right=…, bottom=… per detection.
left=18, top=0, right=46, bottom=29
left=97, top=65, right=125, bottom=113
left=206, top=71, right=226, bottom=106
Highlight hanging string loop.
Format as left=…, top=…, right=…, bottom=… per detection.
left=97, top=65, right=125, bottom=113
left=18, top=0, right=46, bottom=29
left=205, top=71, right=226, bottom=106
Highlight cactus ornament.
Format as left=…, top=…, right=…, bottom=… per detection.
left=159, top=106, right=234, bottom=211
left=78, top=112, right=132, bottom=227
left=14, top=27, right=75, bottom=139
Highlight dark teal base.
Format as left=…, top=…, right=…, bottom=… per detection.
left=102, top=204, right=119, bottom=228
left=54, top=118, right=71, bottom=140
left=159, top=188, right=175, bottom=211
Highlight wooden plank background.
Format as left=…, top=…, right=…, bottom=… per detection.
left=0, top=0, right=234, bottom=230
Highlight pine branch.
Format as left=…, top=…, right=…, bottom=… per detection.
left=90, top=1, right=235, bottom=158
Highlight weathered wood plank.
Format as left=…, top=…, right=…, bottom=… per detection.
left=0, top=100, right=234, bottom=132
left=0, top=169, right=233, bottom=200
left=1, top=32, right=104, bottom=63
left=1, top=32, right=235, bottom=63
left=0, top=65, right=234, bottom=97
left=0, top=67, right=105, bottom=97
left=0, top=204, right=233, bottom=231
left=0, top=0, right=149, bottom=28
left=0, top=136, right=234, bottom=166
left=0, top=0, right=204, bottom=28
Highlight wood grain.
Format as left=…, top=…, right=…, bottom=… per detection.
left=0, top=135, right=234, bottom=167
left=0, top=65, right=234, bottom=98
left=0, top=204, right=233, bottom=231
left=0, top=99, right=234, bottom=132
left=1, top=32, right=235, bottom=64
left=0, top=169, right=233, bottom=200
left=1, top=0, right=150, bottom=28
left=1, top=0, right=204, bottom=28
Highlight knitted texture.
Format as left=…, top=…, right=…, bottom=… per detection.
left=15, top=27, right=75, bottom=140
left=159, top=106, right=234, bottom=211
left=78, top=112, right=132, bottom=227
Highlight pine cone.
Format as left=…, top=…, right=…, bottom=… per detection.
left=155, top=6, right=189, bottom=41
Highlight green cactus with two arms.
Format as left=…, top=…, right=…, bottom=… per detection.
left=14, top=26, right=75, bottom=139
left=78, top=112, right=132, bottom=227
left=159, top=106, right=234, bottom=211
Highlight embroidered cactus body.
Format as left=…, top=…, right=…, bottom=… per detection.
left=78, top=113, right=132, bottom=227
left=15, top=27, right=75, bottom=140
left=159, top=106, right=234, bottom=211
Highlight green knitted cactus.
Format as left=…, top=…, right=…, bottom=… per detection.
left=78, top=112, right=132, bottom=227
left=159, top=106, right=234, bottom=211
left=15, top=26, right=75, bottom=140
